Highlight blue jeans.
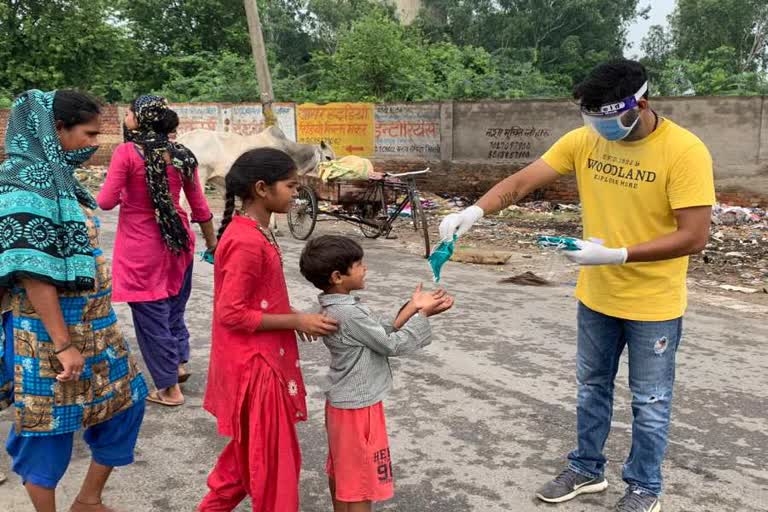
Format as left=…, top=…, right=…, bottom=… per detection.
left=567, top=302, right=682, bottom=496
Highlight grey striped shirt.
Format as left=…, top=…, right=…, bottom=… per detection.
left=318, top=293, right=432, bottom=409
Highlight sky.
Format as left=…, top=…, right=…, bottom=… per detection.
left=625, top=0, right=676, bottom=58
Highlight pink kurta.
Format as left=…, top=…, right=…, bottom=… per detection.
left=97, top=142, right=212, bottom=303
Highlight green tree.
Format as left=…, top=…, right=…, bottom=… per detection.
left=313, top=11, right=432, bottom=102
left=0, top=0, right=135, bottom=102
left=415, top=0, right=644, bottom=81
left=640, top=0, right=768, bottom=96
left=656, top=47, right=768, bottom=96
left=669, top=0, right=768, bottom=72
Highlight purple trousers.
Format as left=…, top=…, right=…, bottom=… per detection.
left=129, top=264, right=193, bottom=390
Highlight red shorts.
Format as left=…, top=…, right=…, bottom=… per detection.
left=325, top=401, right=394, bottom=503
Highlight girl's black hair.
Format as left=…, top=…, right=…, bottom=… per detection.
left=573, top=59, right=649, bottom=110
left=53, top=90, right=102, bottom=128
left=217, top=148, right=298, bottom=239
left=130, top=98, right=179, bottom=135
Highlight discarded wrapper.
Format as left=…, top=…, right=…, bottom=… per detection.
left=428, top=235, right=457, bottom=283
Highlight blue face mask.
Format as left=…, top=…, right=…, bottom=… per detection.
left=580, top=81, right=648, bottom=141
left=582, top=112, right=641, bottom=141
left=428, top=236, right=456, bottom=283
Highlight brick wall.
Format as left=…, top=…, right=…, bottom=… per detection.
left=373, top=158, right=768, bottom=206
left=90, top=104, right=122, bottom=166
left=716, top=190, right=768, bottom=207
left=372, top=158, right=579, bottom=203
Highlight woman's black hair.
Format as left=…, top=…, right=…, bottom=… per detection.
left=573, top=59, right=649, bottom=111
left=217, top=148, right=298, bottom=239
left=53, top=90, right=102, bottom=128
left=130, top=98, right=179, bottom=135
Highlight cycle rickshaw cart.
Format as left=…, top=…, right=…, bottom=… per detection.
left=287, top=168, right=432, bottom=258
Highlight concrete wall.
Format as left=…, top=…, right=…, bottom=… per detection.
left=437, top=97, right=768, bottom=204
left=1, top=96, right=767, bottom=205
left=374, top=103, right=441, bottom=159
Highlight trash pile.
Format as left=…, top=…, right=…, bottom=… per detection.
left=694, top=210, right=768, bottom=293
left=75, top=166, right=107, bottom=192
left=406, top=196, right=767, bottom=295
left=711, top=204, right=767, bottom=227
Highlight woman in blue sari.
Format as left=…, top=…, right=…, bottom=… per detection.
left=0, top=90, right=148, bottom=512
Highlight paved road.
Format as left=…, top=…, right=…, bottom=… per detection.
left=2, top=211, right=767, bottom=511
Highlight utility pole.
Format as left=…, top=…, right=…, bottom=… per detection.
left=243, top=0, right=277, bottom=127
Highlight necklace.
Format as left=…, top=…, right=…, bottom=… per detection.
left=241, top=211, right=282, bottom=264
left=652, top=110, right=659, bottom=132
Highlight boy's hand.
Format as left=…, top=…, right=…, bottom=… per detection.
left=411, top=284, right=453, bottom=316
left=296, top=313, right=338, bottom=338
left=423, top=295, right=455, bottom=316
left=411, top=283, right=444, bottom=309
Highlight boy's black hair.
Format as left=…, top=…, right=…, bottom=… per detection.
left=573, top=59, right=649, bottom=111
left=300, top=235, right=364, bottom=291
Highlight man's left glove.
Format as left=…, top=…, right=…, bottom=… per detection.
left=563, top=238, right=628, bottom=266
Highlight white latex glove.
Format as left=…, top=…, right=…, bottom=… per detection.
left=563, top=238, right=628, bottom=266
left=439, top=205, right=484, bottom=241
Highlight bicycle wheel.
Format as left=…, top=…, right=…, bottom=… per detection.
left=287, top=185, right=318, bottom=240
left=359, top=183, right=385, bottom=238
left=411, top=191, right=431, bottom=258
left=359, top=202, right=384, bottom=238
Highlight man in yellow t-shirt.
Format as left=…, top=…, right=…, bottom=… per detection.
left=440, top=60, right=714, bottom=512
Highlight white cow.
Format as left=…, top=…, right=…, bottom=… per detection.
left=178, top=126, right=335, bottom=231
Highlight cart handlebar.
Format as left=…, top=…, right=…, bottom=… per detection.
left=383, top=168, right=430, bottom=178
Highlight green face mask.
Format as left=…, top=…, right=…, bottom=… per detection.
left=427, top=236, right=457, bottom=283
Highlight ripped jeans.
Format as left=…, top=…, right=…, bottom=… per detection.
left=567, top=302, right=682, bottom=496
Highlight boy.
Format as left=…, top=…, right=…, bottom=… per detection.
left=300, top=235, right=453, bottom=512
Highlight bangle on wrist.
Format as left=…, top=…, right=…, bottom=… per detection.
left=54, top=343, right=73, bottom=355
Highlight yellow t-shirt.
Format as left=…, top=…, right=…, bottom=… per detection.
left=541, top=120, right=715, bottom=321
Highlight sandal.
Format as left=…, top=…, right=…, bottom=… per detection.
left=146, top=390, right=185, bottom=407
left=0, top=471, right=6, bottom=485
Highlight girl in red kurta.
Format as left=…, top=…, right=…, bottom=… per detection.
left=199, top=148, right=338, bottom=512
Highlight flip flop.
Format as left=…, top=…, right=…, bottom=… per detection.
left=146, top=390, right=185, bottom=407
left=0, top=471, right=6, bottom=485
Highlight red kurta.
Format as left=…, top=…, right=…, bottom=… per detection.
left=203, top=215, right=307, bottom=439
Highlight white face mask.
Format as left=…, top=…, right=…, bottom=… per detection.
left=581, top=82, right=648, bottom=141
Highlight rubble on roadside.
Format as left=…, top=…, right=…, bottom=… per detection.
left=411, top=196, right=767, bottom=296
left=711, top=204, right=766, bottom=226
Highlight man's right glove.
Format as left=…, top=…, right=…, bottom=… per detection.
left=438, top=205, right=484, bottom=241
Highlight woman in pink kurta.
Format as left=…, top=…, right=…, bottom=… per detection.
left=97, top=95, right=217, bottom=406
